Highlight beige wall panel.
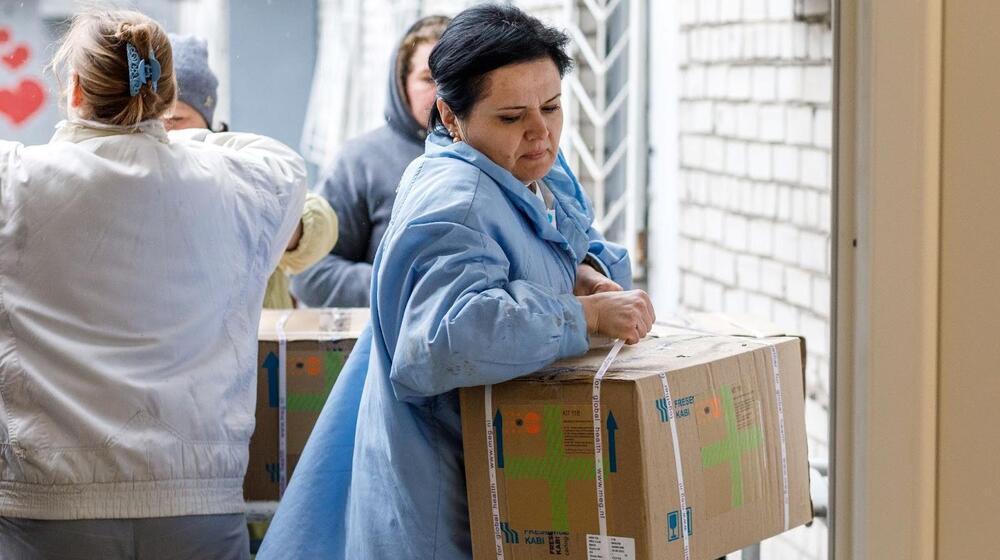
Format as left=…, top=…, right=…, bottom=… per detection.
left=843, top=0, right=942, bottom=557
left=938, top=0, right=1000, bottom=554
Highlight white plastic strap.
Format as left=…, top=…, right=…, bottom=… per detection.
left=275, top=310, right=293, bottom=498
left=657, top=372, right=690, bottom=560
left=484, top=384, right=506, bottom=560
left=764, top=343, right=790, bottom=531
left=737, top=340, right=791, bottom=532
left=591, top=339, right=625, bottom=559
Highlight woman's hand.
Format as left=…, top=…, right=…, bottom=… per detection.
left=574, top=263, right=622, bottom=296
left=578, top=289, right=656, bottom=345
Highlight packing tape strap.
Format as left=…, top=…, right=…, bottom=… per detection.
left=591, top=339, right=625, bottom=559
left=658, top=372, right=691, bottom=560
left=484, top=384, right=506, bottom=560
left=758, top=341, right=790, bottom=532
left=275, top=310, right=293, bottom=498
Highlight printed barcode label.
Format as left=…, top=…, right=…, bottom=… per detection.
left=586, top=535, right=636, bottom=560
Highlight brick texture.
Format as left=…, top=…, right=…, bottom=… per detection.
left=676, top=2, right=832, bottom=557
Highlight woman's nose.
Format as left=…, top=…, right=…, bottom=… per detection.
left=524, top=110, right=548, bottom=140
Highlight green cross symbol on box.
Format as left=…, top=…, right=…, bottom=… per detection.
left=503, top=405, right=610, bottom=533
left=699, top=385, right=764, bottom=508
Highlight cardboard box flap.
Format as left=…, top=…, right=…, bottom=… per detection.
left=258, top=308, right=368, bottom=342
left=655, top=313, right=808, bottom=375
left=531, top=330, right=800, bottom=382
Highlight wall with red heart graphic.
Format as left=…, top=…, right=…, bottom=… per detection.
left=0, top=24, right=48, bottom=128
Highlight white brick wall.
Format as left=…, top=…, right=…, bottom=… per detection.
left=677, top=2, right=832, bottom=558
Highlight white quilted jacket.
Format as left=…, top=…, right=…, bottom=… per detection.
left=0, top=120, right=306, bottom=519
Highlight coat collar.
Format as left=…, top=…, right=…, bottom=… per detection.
left=424, top=132, right=593, bottom=261
left=51, top=118, right=170, bottom=144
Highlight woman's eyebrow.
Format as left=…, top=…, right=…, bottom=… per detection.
left=495, top=93, right=562, bottom=111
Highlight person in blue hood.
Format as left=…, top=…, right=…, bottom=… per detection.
left=292, top=15, right=450, bottom=307
left=259, top=5, right=655, bottom=559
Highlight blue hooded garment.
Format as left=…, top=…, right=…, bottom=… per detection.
left=259, top=132, right=631, bottom=560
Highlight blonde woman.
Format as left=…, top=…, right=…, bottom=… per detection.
left=0, top=10, right=305, bottom=559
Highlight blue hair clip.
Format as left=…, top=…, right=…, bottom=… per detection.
left=126, top=42, right=161, bottom=97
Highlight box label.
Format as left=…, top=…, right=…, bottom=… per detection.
left=586, top=535, right=635, bottom=560
left=522, top=530, right=572, bottom=556
left=654, top=394, right=695, bottom=422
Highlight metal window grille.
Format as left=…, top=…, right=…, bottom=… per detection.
left=561, top=0, right=648, bottom=277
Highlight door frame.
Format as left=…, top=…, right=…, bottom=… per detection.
left=832, top=0, right=942, bottom=558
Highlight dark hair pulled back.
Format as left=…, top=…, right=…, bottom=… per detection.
left=427, top=3, right=573, bottom=134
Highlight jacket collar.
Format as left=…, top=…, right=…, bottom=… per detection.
left=51, top=118, right=170, bottom=144
left=425, top=131, right=592, bottom=261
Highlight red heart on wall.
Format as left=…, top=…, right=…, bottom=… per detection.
left=0, top=28, right=9, bottom=44
left=2, top=45, right=30, bottom=70
left=0, top=79, right=46, bottom=126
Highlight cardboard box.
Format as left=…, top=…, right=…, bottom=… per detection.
left=245, top=308, right=368, bottom=502
left=461, top=314, right=812, bottom=559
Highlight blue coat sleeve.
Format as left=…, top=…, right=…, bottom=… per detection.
left=585, top=228, right=633, bottom=290
left=383, top=221, right=590, bottom=403
left=291, top=159, right=373, bottom=308
left=550, top=149, right=633, bottom=290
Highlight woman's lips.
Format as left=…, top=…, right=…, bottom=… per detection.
left=522, top=149, right=549, bottom=160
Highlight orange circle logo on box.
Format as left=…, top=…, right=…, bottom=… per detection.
left=304, top=356, right=322, bottom=377
left=698, top=395, right=722, bottom=419
left=511, top=411, right=542, bottom=435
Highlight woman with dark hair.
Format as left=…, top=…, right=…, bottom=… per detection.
left=259, top=5, right=654, bottom=559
